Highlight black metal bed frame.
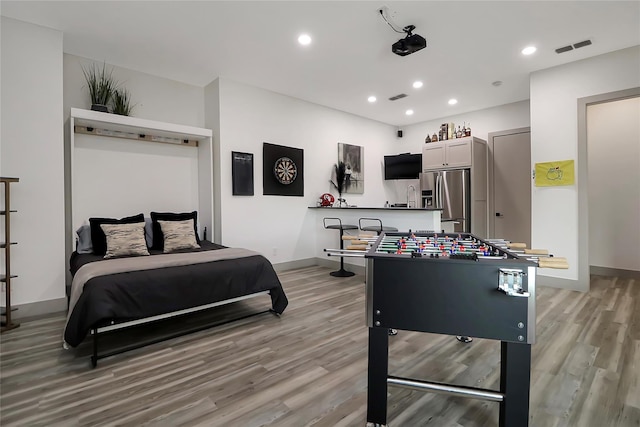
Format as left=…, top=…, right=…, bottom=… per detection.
left=87, top=291, right=277, bottom=368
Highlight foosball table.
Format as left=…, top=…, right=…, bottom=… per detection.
left=362, top=232, right=537, bottom=427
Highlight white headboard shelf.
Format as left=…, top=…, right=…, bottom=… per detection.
left=68, top=108, right=216, bottom=255
left=71, top=108, right=211, bottom=146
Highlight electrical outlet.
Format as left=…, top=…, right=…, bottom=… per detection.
left=272, top=247, right=277, bottom=256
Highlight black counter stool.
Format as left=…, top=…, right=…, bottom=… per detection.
left=359, top=218, right=398, bottom=235
left=323, top=217, right=358, bottom=277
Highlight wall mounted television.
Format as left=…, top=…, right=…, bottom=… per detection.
left=384, top=153, right=422, bottom=180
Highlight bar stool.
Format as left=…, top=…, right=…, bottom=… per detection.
left=323, top=217, right=358, bottom=277
left=359, top=218, right=398, bottom=235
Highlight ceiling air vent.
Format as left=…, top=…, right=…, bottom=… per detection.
left=573, top=39, right=592, bottom=49
left=388, top=93, right=408, bottom=101
left=555, top=45, right=573, bottom=54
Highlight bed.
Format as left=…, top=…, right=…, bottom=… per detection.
left=65, top=212, right=288, bottom=367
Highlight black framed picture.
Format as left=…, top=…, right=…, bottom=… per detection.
left=232, top=151, right=254, bottom=196
left=338, top=142, right=364, bottom=194
left=263, top=142, right=304, bottom=196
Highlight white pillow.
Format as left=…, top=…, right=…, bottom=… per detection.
left=100, top=222, right=150, bottom=259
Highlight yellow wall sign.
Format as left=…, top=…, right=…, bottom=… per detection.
left=535, top=160, right=575, bottom=187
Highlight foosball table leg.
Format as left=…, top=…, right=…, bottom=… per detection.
left=367, top=326, right=389, bottom=425
left=499, top=341, right=532, bottom=427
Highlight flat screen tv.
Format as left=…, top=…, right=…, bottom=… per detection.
left=384, top=153, right=422, bottom=180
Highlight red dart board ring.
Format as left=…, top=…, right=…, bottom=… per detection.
left=273, top=157, right=298, bottom=185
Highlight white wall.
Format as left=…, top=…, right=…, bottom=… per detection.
left=72, top=136, right=200, bottom=227
left=530, top=46, right=640, bottom=290
left=587, top=97, right=640, bottom=271
left=214, top=78, right=395, bottom=264
left=402, top=100, right=530, bottom=150
left=1, top=17, right=65, bottom=308
left=64, top=54, right=204, bottom=127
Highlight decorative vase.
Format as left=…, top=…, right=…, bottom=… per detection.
left=91, top=104, right=108, bottom=113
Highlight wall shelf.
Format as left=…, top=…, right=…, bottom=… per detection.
left=1, top=177, right=20, bottom=332
left=71, top=108, right=212, bottom=147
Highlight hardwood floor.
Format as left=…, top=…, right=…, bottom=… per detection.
left=1, top=267, right=638, bottom=426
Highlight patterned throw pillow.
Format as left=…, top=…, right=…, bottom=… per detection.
left=158, top=219, right=201, bottom=253
left=100, top=222, right=150, bottom=259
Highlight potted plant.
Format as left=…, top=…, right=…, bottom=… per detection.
left=81, top=62, right=118, bottom=112
left=111, top=88, right=133, bottom=116
left=330, top=161, right=347, bottom=207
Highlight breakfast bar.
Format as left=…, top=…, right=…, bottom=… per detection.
left=309, top=206, right=442, bottom=234
left=310, top=206, right=443, bottom=272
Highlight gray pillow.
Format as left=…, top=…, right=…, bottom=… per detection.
left=100, top=222, right=150, bottom=259
left=75, top=225, right=93, bottom=254
left=144, top=217, right=153, bottom=248
left=158, top=219, right=200, bottom=253
left=77, top=219, right=153, bottom=253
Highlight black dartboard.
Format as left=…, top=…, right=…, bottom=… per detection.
left=273, top=157, right=297, bottom=185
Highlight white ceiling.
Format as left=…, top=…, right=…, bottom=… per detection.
left=2, top=1, right=639, bottom=126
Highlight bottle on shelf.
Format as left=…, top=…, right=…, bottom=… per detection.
left=456, top=126, right=463, bottom=138
left=465, top=122, right=471, bottom=137
left=431, top=133, right=438, bottom=142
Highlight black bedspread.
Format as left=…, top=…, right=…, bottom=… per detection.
left=65, top=242, right=288, bottom=347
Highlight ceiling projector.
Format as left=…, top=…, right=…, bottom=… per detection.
left=391, top=25, right=426, bottom=56
left=392, top=33, right=427, bottom=56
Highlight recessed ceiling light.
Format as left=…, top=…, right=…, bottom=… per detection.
left=448, top=99, right=458, bottom=105
left=298, top=34, right=312, bottom=46
left=405, top=109, right=414, bottom=116
left=367, top=96, right=377, bottom=103
left=412, top=81, right=423, bottom=89
left=521, top=46, right=536, bottom=55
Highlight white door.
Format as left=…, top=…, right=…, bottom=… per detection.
left=491, top=130, right=531, bottom=247
left=587, top=96, right=640, bottom=271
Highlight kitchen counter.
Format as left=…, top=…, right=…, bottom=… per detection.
left=308, top=206, right=442, bottom=211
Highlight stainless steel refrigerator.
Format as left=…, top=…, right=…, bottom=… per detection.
left=420, top=169, right=470, bottom=232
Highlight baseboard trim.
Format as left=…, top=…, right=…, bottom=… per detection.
left=536, top=275, right=587, bottom=292
left=11, top=297, right=67, bottom=320
left=272, top=258, right=318, bottom=272
left=590, top=266, right=640, bottom=279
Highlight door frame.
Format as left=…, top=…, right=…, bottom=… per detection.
left=577, top=87, right=640, bottom=288
left=487, top=127, right=531, bottom=239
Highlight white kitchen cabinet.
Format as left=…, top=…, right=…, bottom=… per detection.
left=422, top=138, right=473, bottom=171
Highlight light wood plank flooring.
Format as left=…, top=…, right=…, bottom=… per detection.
left=1, top=267, right=638, bottom=426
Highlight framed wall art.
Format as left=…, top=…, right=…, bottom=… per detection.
left=263, top=142, right=304, bottom=196
left=231, top=151, right=254, bottom=196
left=338, top=142, right=364, bottom=194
